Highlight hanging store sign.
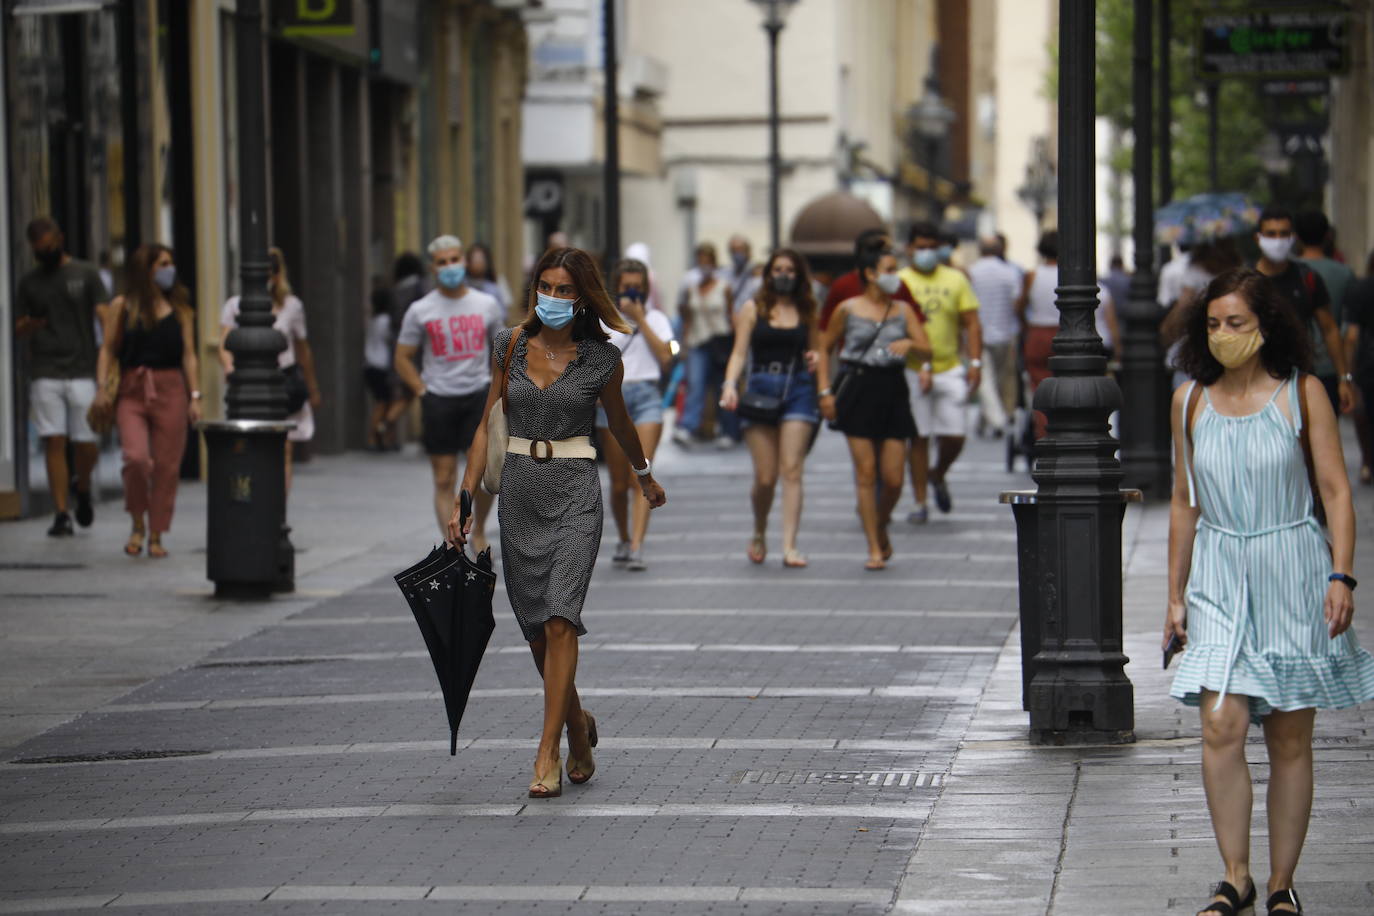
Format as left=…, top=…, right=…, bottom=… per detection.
left=1199, top=9, right=1349, bottom=79
left=271, top=0, right=355, bottom=38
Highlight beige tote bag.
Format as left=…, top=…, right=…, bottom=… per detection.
left=483, top=330, right=523, bottom=494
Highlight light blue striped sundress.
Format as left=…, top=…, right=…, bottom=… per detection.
left=1171, top=371, right=1374, bottom=724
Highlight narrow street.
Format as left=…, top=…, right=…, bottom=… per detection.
left=1, top=432, right=1023, bottom=913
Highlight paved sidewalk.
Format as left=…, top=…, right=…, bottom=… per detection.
left=1, top=425, right=1372, bottom=914
left=898, top=495, right=1374, bottom=915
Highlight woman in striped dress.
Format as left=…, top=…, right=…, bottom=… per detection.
left=1166, top=268, right=1374, bottom=916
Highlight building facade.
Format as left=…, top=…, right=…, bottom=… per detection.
left=520, top=0, right=1060, bottom=304
left=1330, top=0, right=1374, bottom=270
left=2, top=0, right=530, bottom=518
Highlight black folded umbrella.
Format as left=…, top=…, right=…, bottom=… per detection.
left=394, top=491, right=498, bottom=754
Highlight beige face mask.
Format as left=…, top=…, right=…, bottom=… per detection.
left=1208, top=327, right=1265, bottom=369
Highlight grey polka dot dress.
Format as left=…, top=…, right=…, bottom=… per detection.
left=494, top=328, right=622, bottom=642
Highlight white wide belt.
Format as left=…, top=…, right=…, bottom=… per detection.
left=507, top=436, right=597, bottom=462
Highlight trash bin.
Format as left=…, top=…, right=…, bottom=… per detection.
left=200, top=419, right=295, bottom=599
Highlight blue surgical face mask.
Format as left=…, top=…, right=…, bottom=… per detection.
left=912, top=250, right=940, bottom=273
left=437, top=263, right=467, bottom=290
left=536, top=292, right=577, bottom=329
left=154, top=265, right=177, bottom=292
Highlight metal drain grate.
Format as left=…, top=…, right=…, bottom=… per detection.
left=731, top=770, right=944, bottom=788
left=0, top=562, right=87, bottom=570
left=196, top=658, right=336, bottom=668
left=13, top=749, right=208, bottom=764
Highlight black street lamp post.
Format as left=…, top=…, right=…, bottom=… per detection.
left=200, top=0, right=293, bottom=598
left=1005, top=0, right=1136, bottom=745
left=602, top=0, right=620, bottom=270
left=752, top=0, right=796, bottom=252
left=1157, top=0, right=1173, bottom=268
left=1118, top=0, right=1171, bottom=497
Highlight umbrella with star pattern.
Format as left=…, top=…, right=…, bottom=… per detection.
left=394, top=491, right=497, bottom=754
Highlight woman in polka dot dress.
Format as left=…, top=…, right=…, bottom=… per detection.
left=451, top=247, right=667, bottom=799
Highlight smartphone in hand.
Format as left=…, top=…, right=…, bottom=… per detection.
left=1163, top=633, right=1182, bottom=670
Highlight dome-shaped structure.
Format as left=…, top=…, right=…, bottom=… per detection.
left=788, top=190, right=885, bottom=258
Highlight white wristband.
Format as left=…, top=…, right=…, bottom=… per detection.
left=633, top=460, right=652, bottom=478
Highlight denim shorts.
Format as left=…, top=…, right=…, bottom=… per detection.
left=742, top=369, right=820, bottom=426
left=595, top=378, right=663, bottom=428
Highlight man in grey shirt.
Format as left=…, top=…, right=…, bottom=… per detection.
left=14, top=217, right=109, bottom=537
left=395, top=235, right=506, bottom=547
left=967, top=237, right=1022, bottom=432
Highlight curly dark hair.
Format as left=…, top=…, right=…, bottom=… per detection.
left=1174, top=267, right=1312, bottom=385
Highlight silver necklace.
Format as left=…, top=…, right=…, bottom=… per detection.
left=543, top=341, right=573, bottom=361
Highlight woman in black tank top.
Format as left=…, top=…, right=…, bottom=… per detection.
left=93, top=243, right=201, bottom=558
left=719, top=249, right=827, bottom=567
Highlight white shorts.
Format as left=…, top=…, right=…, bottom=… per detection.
left=907, top=365, right=968, bottom=438
left=30, top=378, right=99, bottom=442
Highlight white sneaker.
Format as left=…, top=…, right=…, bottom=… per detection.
left=672, top=428, right=695, bottom=447
left=713, top=434, right=734, bottom=450
left=612, top=541, right=632, bottom=564
left=626, top=550, right=647, bottom=571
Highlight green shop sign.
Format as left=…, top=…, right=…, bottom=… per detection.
left=1199, top=9, right=1349, bottom=79
left=271, top=0, right=355, bottom=38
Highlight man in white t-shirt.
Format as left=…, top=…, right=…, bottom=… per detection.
left=395, top=235, right=507, bottom=546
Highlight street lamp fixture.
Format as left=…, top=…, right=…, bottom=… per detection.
left=906, top=59, right=955, bottom=212
left=750, top=0, right=798, bottom=251
left=1016, top=136, right=1057, bottom=228
left=908, top=79, right=956, bottom=144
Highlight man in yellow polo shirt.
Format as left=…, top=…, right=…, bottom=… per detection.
left=899, top=222, right=983, bottom=522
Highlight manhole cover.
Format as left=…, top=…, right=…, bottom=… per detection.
left=731, top=770, right=944, bottom=788
left=13, top=749, right=208, bottom=764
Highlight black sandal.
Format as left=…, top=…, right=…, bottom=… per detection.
left=1266, top=889, right=1302, bottom=914
left=1198, top=880, right=1256, bottom=916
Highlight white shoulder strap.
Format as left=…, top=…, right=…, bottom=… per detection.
left=1182, top=380, right=1199, bottom=508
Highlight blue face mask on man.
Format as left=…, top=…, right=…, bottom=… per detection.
left=912, top=249, right=940, bottom=273
left=536, top=292, right=577, bottom=329
left=437, top=263, right=467, bottom=290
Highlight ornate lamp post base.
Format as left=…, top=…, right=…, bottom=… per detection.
left=201, top=420, right=295, bottom=598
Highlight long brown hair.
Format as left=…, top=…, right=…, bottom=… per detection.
left=124, top=243, right=191, bottom=330
left=755, top=247, right=817, bottom=330
left=269, top=246, right=292, bottom=307
left=522, top=247, right=631, bottom=340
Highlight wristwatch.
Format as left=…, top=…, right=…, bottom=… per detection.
left=190, top=390, right=202, bottom=400
left=1342, top=373, right=1355, bottom=383
left=818, top=387, right=832, bottom=398
left=1330, top=573, right=1358, bottom=591
left=633, top=460, right=652, bottom=478
left=968, top=359, right=983, bottom=369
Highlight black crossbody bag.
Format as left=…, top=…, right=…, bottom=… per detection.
left=736, top=351, right=796, bottom=424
